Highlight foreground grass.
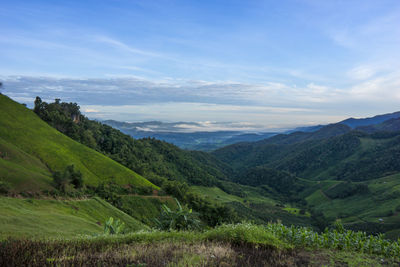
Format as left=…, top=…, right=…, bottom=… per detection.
left=1, top=223, right=399, bottom=266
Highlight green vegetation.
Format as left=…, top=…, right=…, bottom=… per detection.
left=2, top=92, right=400, bottom=264
left=23, top=96, right=318, bottom=229
left=1, top=223, right=399, bottom=266
left=52, top=164, right=83, bottom=192
left=0, top=136, right=53, bottom=192
left=103, top=217, right=125, bottom=235
left=0, top=196, right=146, bottom=238
left=192, top=186, right=245, bottom=203
left=323, top=181, right=369, bottom=199
left=118, top=195, right=177, bottom=226
left=236, top=166, right=304, bottom=197
left=191, top=185, right=313, bottom=228
left=0, top=94, right=155, bottom=191
left=213, top=127, right=400, bottom=183
left=33, top=97, right=231, bottom=187
left=213, top=124, right=400, bottom=238
left=307, top=174, right=400, bottom=238
left=155, top=199, right=201, bottom=231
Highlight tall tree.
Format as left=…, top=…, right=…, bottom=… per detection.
left=34, top=96, right=43, bottom=113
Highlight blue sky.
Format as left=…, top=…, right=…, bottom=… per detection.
left=1, top=0, right=399, bottom=131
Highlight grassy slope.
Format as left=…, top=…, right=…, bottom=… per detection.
left=119, top=195, right=177, bottom=226
left=0, top=196, right=146, bottom=238
left=192, top=186, right=247, bottom=203
left=192, top=185, right=275, bottom=205
left=0, top=137, right=53, bottom=191
left=0, top=94, right=156, bottom=191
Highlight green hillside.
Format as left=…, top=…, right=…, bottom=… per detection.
left=356, top=117, right=400, bottom=133
left=304, top=173, right=400, bottom=239
left=212, top=125, right=400, bottom=238
left=0, top=94, right=156, bottom=192
left=0, top=137, right=52, bottom=192
left=214, top=129, right=400, bottom=183
left=0, top=196, right=146, bottom=238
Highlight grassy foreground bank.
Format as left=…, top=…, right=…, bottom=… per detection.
left=1, top=223, right=399, bottom=266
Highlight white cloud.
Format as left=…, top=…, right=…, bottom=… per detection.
left=349, top=70, right=400, bottom=101
left=347, top=65, right=377, bottom=80
left=84, top=108, right=99, bottom=113
left=2, top=73, right=400, bottom=129
left=92, top=35, right=162, bottom=58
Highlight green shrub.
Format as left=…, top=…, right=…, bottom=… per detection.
left=154, top=199, right=201, bottom=231
left=53, top=164, right=83, bottom=192
left=205, top=223, right=289, bottom=249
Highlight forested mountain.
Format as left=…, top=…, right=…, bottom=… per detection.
left=213, top=124, right=400, bottom=183
left=356, top=117, right=400, bottom=133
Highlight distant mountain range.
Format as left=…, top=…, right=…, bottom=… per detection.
left=103, top=120, right=277, bottom=151
left=104, top=111, right=400, bottom=151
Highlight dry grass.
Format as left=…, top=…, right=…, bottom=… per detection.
left=2, top=237, right=398, bottom=266
left=0, top=239, right=309, bottom=267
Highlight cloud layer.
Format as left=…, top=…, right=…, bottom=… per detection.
left=2, top=73, right=399, bottom=130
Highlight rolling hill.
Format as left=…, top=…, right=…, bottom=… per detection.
left=0, top=94, right=156, bottom=192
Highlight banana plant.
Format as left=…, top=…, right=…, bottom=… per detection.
left=103, top=217, right=125, bottom=235
left=154, top=198, right=201, bottom=231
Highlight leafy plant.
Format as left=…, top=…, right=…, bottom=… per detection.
left=103, top=217, right=125, bottom=235
left=154, top=199, right=201, bottom=231
left=333, top=220, right=345, bottom=234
